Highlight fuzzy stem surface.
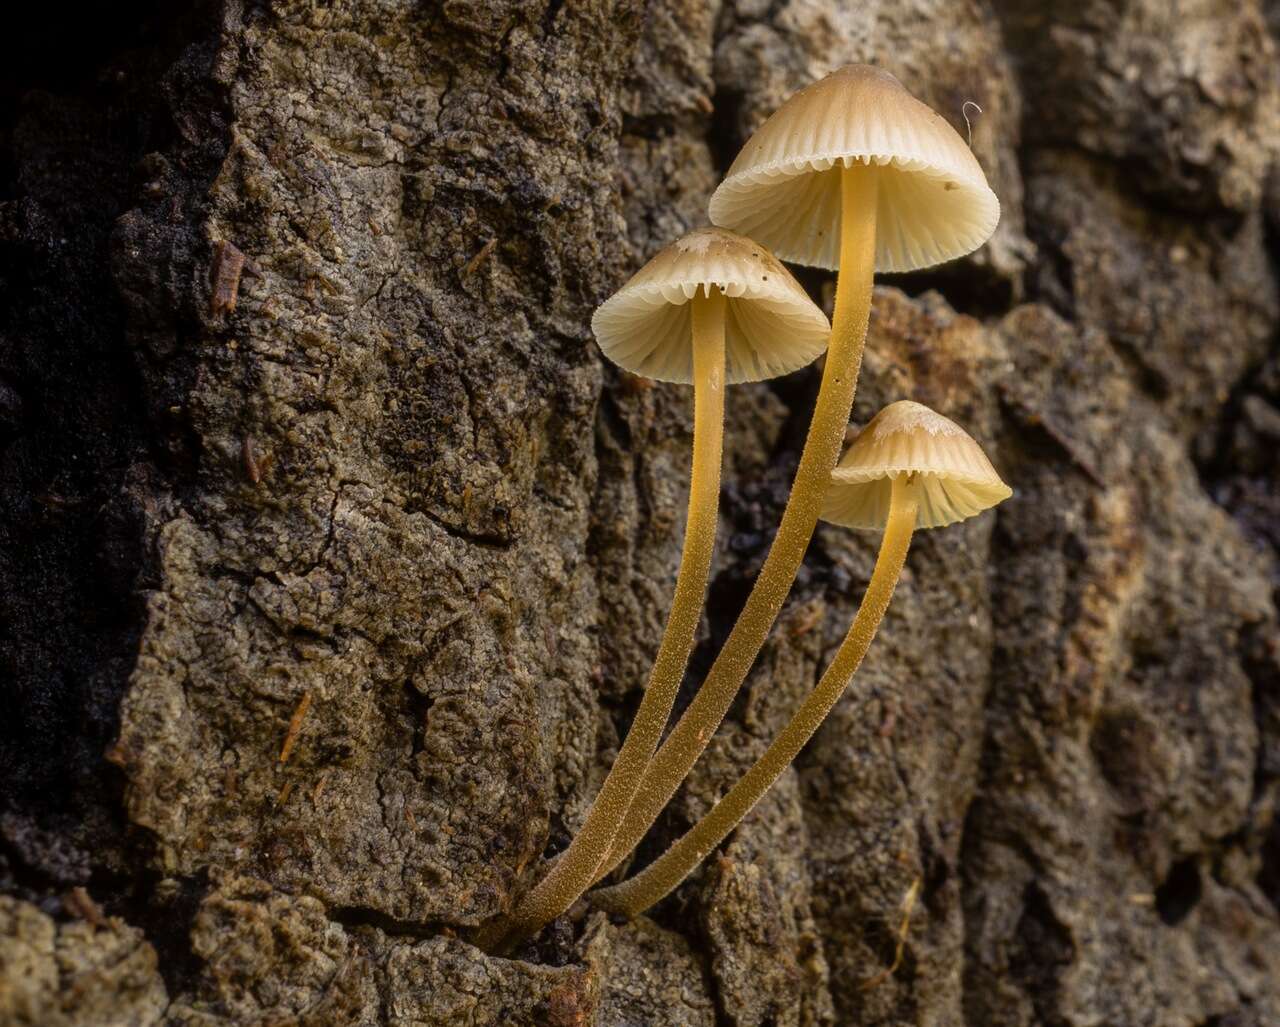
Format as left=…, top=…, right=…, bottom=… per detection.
left=593, top=165, right=880, bottom=885
left=482, top=289, right=727, bottom=951
left=593, top=474, right=917, bottom=917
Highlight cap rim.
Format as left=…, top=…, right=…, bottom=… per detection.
left=710, top=158, right=1000, bottom=273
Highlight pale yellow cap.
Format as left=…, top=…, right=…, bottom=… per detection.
left=591, top=227, right=830, bottom=384
left=709, top=65, right=1000, bottom=273
left=821, top=400, right=1012, bottom=530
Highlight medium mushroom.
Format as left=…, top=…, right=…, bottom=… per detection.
left=593, top=64, right=1000, bottom=884
left=480, top=227, right=829, bottom=951
left=591, top=400, right=1011, bottom=917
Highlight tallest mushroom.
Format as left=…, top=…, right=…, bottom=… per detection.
left=710, top=64, right=999, bottom=272
left=594, top=64, right=1000, bottom=881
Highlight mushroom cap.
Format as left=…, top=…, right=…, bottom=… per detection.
left=821, top=400, right=1012, bottom=531
left=708, top=65, right=1000, bottom=273
left=591, top=227, right=831, bottom=385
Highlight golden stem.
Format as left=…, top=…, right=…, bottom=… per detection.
left=593, top=165, right=880, bottom=885
left=593, top=474, right=917, bottom=917
left=482, top=289, right=727, bottom=951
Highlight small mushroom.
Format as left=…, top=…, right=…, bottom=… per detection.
left=593, top=65, right=1001, bottom=890
left=821, top=400, right=1013, bottom=529
left=590, top=400, right=1010, bottom=918
left=479, top=227, right=829, bottom=952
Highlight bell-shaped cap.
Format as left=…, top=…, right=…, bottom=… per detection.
left=591, top=227, right=830, bottom=384
left=822, top=400, right=1012, bottom=530
left=709, top=65, right=1000, bottom=273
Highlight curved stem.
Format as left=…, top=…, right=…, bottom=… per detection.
left=593, top=474, right=917, bottom=917
left=593, top=164, right=880, bottom=885
left=480, top=290, right=727, bottom=952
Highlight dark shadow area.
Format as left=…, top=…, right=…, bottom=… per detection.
left=0, top=0, right=226, bottom=942
left=1155, top=858, right=1202, bottom=927
left=889, top=261, right=1016, bottom=321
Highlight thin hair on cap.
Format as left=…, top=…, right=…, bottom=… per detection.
left=709, top=65, right=1000, bottom=273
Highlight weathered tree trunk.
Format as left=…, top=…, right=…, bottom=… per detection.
left=3, top=1, right=1280, bottom=1024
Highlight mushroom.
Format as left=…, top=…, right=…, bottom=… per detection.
left=480, top=227, right=829, bottom=951
left=592, top=64, right=1000, bottom=887
left=590, top=400, right=1011, bottom=917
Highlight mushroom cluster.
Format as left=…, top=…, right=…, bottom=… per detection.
left=478, top=64, right=1011, bottom=953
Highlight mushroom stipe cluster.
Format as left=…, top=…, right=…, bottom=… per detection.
left=476, top=63, right=1011, bottom=954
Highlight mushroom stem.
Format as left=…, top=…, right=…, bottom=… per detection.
left=592, top=165, right=880, bottom=884
left=592, top=473, right=917, bottom=917
left=482, top=289, right=728, bottom=952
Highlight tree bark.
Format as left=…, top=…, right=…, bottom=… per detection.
left=3, top=1, right=1280, bottom=1024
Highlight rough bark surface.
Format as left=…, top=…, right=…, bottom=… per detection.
left=2, top=0, right=1279, bottom=1024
